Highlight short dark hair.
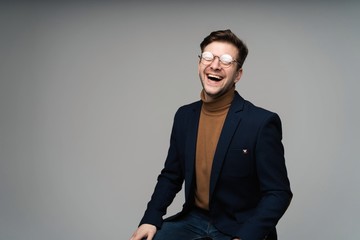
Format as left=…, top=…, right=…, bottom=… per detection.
left=200, top=29, right=248, bottom=69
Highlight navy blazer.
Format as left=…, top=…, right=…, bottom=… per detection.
left=140, top=92, right=292, bottom=240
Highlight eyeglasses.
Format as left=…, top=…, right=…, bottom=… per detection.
left=198, top=51, right=240, bottom=68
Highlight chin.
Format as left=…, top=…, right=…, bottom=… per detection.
left=204, top=85, right=221, bottom=94
left=204, top=89, right=221, bottom=98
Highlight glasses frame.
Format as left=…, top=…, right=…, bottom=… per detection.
left=198, top=51, right=240, bottom=68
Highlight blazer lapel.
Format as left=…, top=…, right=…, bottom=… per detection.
left=209, top=92, right=245, bottom=199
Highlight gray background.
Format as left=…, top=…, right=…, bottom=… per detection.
left=1, top=1, right=359, bottom=239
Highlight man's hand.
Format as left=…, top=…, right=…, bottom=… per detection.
left=130, top=224, right=157, bottom=240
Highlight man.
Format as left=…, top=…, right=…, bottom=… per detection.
left=130, top=29, right=292, bottom=240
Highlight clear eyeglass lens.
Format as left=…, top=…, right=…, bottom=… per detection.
left=201, top=52, right=214, bottom=61
left=219, top=54, right=233, bottom=65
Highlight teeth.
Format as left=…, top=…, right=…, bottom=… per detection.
left=208, top=74, right=223, bottom=80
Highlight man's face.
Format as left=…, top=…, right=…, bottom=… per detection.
left=198, top=41, right=242, bottom=100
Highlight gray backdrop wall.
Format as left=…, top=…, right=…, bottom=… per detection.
left=1, top=1, right=359, bottom=239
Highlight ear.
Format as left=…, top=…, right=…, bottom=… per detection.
left=234, top=68, right=243, bottom=83
left=198, top=60, right=203, bottom=74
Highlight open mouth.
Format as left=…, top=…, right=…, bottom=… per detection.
left=207, top=74, right=223, bottom=82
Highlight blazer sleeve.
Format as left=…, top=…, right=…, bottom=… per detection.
left=236, top=113, right=292, bottom=239
left=139, top=108, right=185, bottom=229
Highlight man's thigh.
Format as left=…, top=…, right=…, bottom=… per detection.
left=153, top=215, right=206, bottom=240
left=152, top=210, right=232, bottom=240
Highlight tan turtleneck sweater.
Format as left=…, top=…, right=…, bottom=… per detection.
left=194, top=86, right=235, bottom=210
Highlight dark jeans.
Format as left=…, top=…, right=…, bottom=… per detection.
left=152, top=208, right=234, bottom=240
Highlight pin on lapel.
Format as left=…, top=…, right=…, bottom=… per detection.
left=242, top=149, right=248, bottom=154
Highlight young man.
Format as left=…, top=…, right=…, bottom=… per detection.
left=130, top=29, right=292, bottom=240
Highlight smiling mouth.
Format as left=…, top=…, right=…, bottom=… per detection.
left=207, top=74, right=223, bottom=82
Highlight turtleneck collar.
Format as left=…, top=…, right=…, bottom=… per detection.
left=200, top=86, right=235, bottom=114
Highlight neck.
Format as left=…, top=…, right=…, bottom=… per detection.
left=200, top=86, right=235, bottom=113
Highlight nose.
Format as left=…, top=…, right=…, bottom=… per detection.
left=209, top=56, right=221, bottom=70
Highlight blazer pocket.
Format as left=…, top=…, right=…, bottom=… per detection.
left=222, top=148, right=254, bottom=177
